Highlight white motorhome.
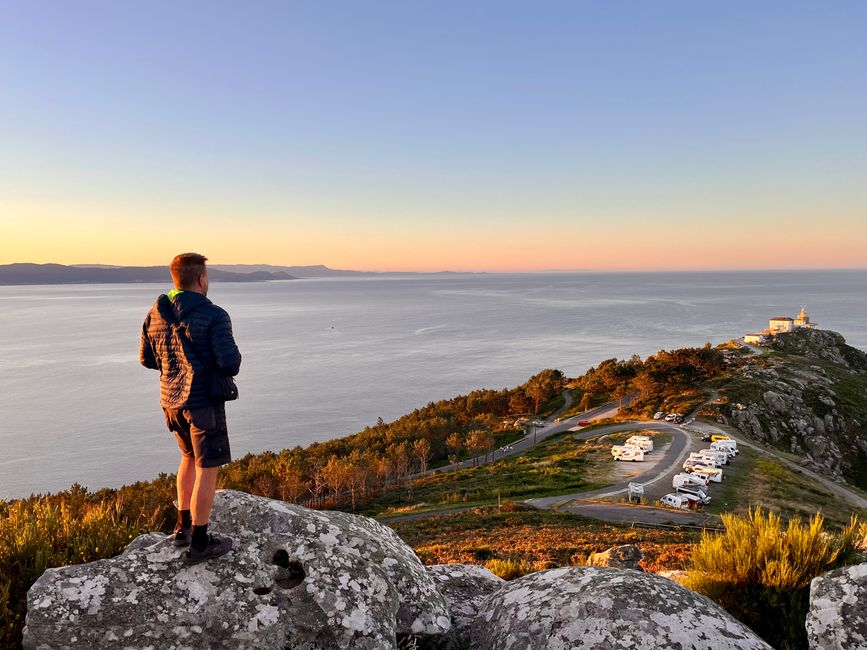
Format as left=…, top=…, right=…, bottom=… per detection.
left=675, top=484, right=711, bottom=503
left=688, top=452, right=721, bottom=468
left=673, top=473, right=707, bottom=489
left=690, top=466, right=724, bottom=483
left=660, top=493, right=690, bottom=510
left=625, top=436, right=654, bottom=452
left=611, top=445, right=645, bottom=461
left=711, top=440, right=738, bottom=457
left=699, top=449, right=730, bottom=466
left=690, top=450, right=727, bottom=466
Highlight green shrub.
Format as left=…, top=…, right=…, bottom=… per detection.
left=684, top=508, right=862, bottom=650
left=0, top=497, right=158, bottom=649
left=484, top=558, right=538, bottom=580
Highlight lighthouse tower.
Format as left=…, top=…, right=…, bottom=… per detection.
left=794, top=306, right=814, bottom=329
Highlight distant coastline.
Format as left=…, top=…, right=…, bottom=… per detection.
left=0, top=263, right=487, bottom=285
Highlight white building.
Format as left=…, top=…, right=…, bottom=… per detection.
left=744, top=333, right=768, bottom=345
left=769, top=317, right=795, bottom=334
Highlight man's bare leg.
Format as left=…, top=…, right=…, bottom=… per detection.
left=191, top=466, right=219, bottom=526
left=177, top=456, right=196, bottom=510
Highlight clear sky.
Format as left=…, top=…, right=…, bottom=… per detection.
left=1, top=2, right=865, bottom=271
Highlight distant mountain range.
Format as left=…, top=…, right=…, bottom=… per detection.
left=209, top=264, right=364, bottom=277
left=0, top=263, right=483, bottom=285
left=0, top=263, right=296, bottom=285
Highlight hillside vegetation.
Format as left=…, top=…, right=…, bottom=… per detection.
left=3, top=335, right=866, bottom=649
left=718, top=329, right=867, bottom=489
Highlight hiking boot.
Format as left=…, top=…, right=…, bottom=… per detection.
left=183, top=534, right=233, bottom=566
left=171, top=525, right=192, bottom=547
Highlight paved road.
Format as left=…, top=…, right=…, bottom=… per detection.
left=525, top=422, right=692, bottom=508
left=686, top=420, right=867, bottom=511
left=559, top=500, right=713, bottom=526
left=428, top=393, right=619, bottom=475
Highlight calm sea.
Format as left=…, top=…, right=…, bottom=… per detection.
left=1, top=270, right=865, bottom=499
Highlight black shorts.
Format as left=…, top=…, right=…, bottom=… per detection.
left=163, top=404, right=232, bottom=468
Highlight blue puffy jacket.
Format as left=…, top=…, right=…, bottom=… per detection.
left=140, top=291, right=242, bottom=409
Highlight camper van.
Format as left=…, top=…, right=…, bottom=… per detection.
left=611, top=445, right=645, bottom=461
left=675, top=484, right=711, bottom=504
left=690, top=466, right=724, bottom=483
left=700, top=449, right=730, bottom=466
left=625, top=435, right=654, bottom=452
left=688, top=452, right=721, bottom=467
left=691, top=449, right=728, bottom=466
left=711, top=434, right=732, bottom=443
left=660, top=493, right=690, bottom=510
left=711, top=440, right=738, bottom=457
left=673, top=473, right=707, bottom=489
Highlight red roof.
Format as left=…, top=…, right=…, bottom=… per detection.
left=770, top=316, right=793, bottom=321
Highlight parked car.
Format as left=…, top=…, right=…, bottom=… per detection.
left=664, top=414, right=677, bottom=422
left=578, top=420, right=591, bottom=427
left=660, top=493, right=690, bottom=510
left=653, top=411, right=664, bottom=420
left=700, top=432, right=712, bottom=442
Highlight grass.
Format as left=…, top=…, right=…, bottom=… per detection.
left=706, top=443, right=866, bottom=526
left=389, top=503, right=698, bottom=574
left=685, top=508, right=865, bottom=650
left=702, top=427, right=867, bottom=526
left=368, top=432, right=615, bottom=517
left=0, top=496, right=159, bottom=649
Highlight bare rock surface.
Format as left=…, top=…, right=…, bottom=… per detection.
left=420, top=564, right=504, bottom=649
left=23, top=490, right=450, bottom=649
left=470, top=566, right=772, bottom=650
left=806, top=563, right=867, bottom=650
left=587, top=544, right=644, bottom=570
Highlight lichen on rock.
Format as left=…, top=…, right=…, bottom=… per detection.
left=806, top=562, right=867, bottom=650
left=470, top=566, right=772, bottom=650
left=23, top=490, right=450, bottom=649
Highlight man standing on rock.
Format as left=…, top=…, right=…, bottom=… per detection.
left=140, top=253, right=241, bottom=565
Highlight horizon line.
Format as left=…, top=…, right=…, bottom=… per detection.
left=4, top=261, right=867, bottom=275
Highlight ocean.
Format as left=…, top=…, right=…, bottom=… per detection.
left=1, top=269, right=865, bottom=499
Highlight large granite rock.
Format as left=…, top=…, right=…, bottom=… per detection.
left=421, top=564, right=504, bottom=649
left=587, top=544, right=643, bottom=570
left=470, top=566, right=772, bottom=650
left=23, top=490, right=450, bottom=649
left=806, top=563, right=867, bottom=650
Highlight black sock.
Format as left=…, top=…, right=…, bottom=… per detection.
left=192, top=524, right=209, bottom=549
left=178, top=509, right=192, bottom=529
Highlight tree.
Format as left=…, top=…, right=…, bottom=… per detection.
left=509, top=392, right=531, bottom=415
left=412, top=438, right=433, bottom=474
left=446, top=432, right=463, bottom=465
left=613, top=383, right=630, bottom=408
left=389, top=441, right=412, bottom=484
left=466, top=429, right=489, bottom=466
left=525, top=369, right=562, bottom=414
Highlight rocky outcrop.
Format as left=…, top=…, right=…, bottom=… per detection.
left=587, top=544, right=644, bottom=570
left=422, top=564, right=504, bottom=649
left=23, top=492, right=779, bottom=650
left=806, top=563, right=867, bottom=650
left=23, top=490, right=450, bottom=649
left=470, top=566, right=772, bottom=649
left=723, top=330, right=867, bottom=485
